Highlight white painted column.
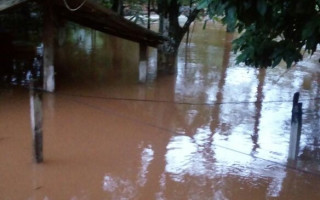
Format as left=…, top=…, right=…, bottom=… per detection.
left=139, top=44, right=148, bottom=83
left=43, top=2, right=56, bottom=92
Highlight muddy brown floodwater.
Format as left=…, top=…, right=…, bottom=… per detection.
left=1, top=22, right=320, bottom=199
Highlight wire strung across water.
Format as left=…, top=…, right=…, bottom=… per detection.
left=10, top=85, right=320, bottom=177
left=53, top=91, right=320, bottom=106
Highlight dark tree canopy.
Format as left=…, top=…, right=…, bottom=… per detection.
left=200, top=0, right=320, bottom=68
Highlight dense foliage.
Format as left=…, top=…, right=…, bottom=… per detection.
left=199, top=0, right=320, bottom=67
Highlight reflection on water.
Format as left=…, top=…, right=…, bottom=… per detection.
left=102, top=145, right=154, bottom=199
left=1, top=22, right=320, bottom=199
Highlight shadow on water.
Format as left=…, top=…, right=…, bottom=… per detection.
left=1, top=21, right=320, bottom=199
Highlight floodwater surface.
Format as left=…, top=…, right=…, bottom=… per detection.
left=1, top=22, right=320, bottom=199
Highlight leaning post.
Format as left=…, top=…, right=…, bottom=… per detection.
left=139, top=43, right=148, bottom=83
left=288, top=92, right=303, bottom=160
left=29, top=81, right=43, bottom=163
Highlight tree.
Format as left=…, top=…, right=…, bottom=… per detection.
left=200, top=0, right=320, bottom=68
left=157, top=0, right=200, bottom=73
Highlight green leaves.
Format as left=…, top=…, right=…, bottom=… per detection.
left=197, top=0, right=212, bottom=9
left=302, top=16, right=320, bottom=53
left=232, top=24, right=303, bottom=68
left=158, top=0, right=319, bottom=68
left=223, top=5, right=237, bottom=32
left=203, top=0, right=320, bottom=68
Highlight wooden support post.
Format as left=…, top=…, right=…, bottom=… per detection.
left=288, top=92, right=302, bottom=160
left=29, top=81, right=43, bottom=163
left=139, top=44, right=148, bottom=83
left=43, top=1, right=56, bottom=92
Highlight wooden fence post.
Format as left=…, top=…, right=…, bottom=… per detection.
left=29, top=81, right=43, bottom=163
left=288, top=92, right=302, bottom=160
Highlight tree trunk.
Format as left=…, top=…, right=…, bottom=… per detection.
left=157, top=0, right=182, bottom=74
left=157, top=0, right=199, bottom=74
left=111, top=0, right=123, bottom=15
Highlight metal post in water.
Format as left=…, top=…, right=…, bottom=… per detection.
left=29, top=81, right=43, bottom=163
left=288, top=92, right=302, bottom=160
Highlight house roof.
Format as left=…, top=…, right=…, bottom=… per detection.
left=0, top=0, right=166, bottom=47
left=54, top=0, right=166, bottom=47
